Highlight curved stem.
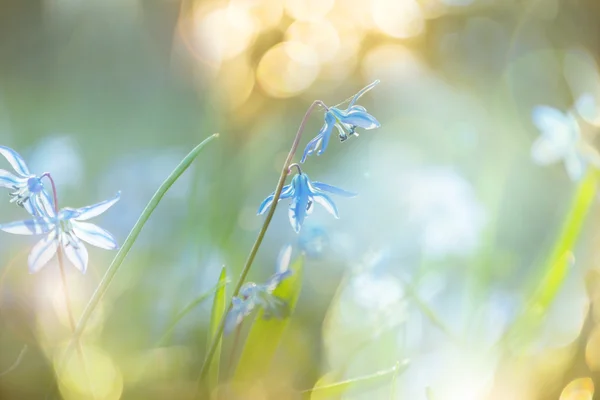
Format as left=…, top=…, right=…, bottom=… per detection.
left=195, top=100, right=327, bottom=395
left=43, top=173, right=97, bottom=400
left=288, top=163, right=303, bottom=175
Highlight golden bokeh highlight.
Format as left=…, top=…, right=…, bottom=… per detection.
left=284, top=0, right=335, bottom=21
left=285, top=20, right=341, bottom=63
left=232, top=0, right=284, bottom=29
left=257, top=41, right=320, bottom=98
left=559, top=378, right=594, bottom=400
left=371, top=0, right=425, bottom=39
left=192, top=5, right=257, bottom=66
left=55, top=345, right=123, bottom=400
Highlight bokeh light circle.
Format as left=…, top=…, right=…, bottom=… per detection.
left=371, top=0, right=425, bottom=39
left=284, top=0, right=335, bottom=21
left=285, top=20, right=341, bottom=63
left=257, top=41, right=320, bottom=98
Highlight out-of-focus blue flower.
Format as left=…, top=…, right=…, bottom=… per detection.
left=258, top=170, right=357, bottom=233
left=0, top=192, right=121, bottom=274
left=0, top=146, right=53, bottom=216
left=224, top=245, right=293, bottom=334
left=531, top=104, right=600, bottom=181
left=301, top=80, right=381, bottom=163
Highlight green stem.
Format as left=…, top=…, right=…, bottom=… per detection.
left=505, top=168, right=599, bottom=346
left=58, top=134, right=219, bottom=370
left=44, top=173, right=97, bottom=399
left=195, top=100, right=327, bottom=395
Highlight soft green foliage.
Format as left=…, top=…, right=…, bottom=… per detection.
left=207, top=267, right=227, bottom=391
left=304, top=361, right=409, bottom=400
left=506, top=169, right=599, bottom=347
left=157, top=277, right=229, bottom=347
left=60, top=134, right=219, bottom=369
left=234, top=255, right=304, bottom=383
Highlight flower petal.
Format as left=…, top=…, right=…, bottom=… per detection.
left=72, top=221, right=119, bottom=250
left=74, top=192, right=121, bottom=221
left=311, top=182, right=358, bottom=197
left=531, top=135, right=568, bottom=165
left=301, top=112, right=336, bottom=162
left=30, top=190, right=56, bottom=218
left=0, top=219, right=54, bottom=235
left=288, top=175, right=310, bottom=233
left=564, top=151, right=586, bottom=181
left=0, top=169, right=22, bottom=189
left=224, top=298, right=254, bottom=335
left=313, top=193, right=340, bottom=218
left=257, top=184, right=294, bottom=215
left=341, top=107, right=380, bottom=130
left=276, top=245, right=292, bottom=275
left=532, top=106, right=579, bottom=145
left=348, top=80, right=380, bottom=108
left=28, top=234, right=58, bottom=274
left=575, top=93, right=600, bottom=126
left=63, top=237, right=89, bottom=274
left=0, top=146, right=30, bottom=177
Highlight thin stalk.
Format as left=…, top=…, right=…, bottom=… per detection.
left=196, top=100, right=327, bottom=394
left=44, top=174, right=97, bottom=400
left=57, top=134, right=219, bottom=378
left=0, top=345, right=27, bottom=378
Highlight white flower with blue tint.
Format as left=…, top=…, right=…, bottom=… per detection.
left=301, top=81, right=381, bottom=163
left=258, top=166, right=357, bottom=233
left=224, top=245, right=293, bottom=334
left=0, top=192, right=120, bottom=274
left=531, top=104, right=600, bottom=181
left=0, top=146, right=53, bottom=216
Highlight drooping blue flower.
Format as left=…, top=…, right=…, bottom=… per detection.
left=258, top=170, right=357, bottom=233
left=301, top=80, right=381, bottom=163
left=224, top=245, right=293, bottom=334
left=0, top=192, right=121, bottom=274
left=0, top=146, right=53, bottom=216
left=531, top=104, right=600, bottom=181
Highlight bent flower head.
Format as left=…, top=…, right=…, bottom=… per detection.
left=0, top=192, right=121, bottom=274
left=531, top=104, right=600, bottom=181
left=258, top=171, right=357, bottom=233
left=301, top=80, right=381, bottom=163
left=225, top=245, right=294, bottom=334
left=0, top=146, right=52, bottom=216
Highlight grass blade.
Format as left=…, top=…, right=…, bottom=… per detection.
left=233, top=255, right=304, bottom=383
left=61, top=134, right=219, bottom=364
left=207, top=267, right=227, bottom=391
left=303, top=361, right=409, bottom=400
left=157, top=276, right=229, bottom=347
left=506, top=169, right=599, bottom=346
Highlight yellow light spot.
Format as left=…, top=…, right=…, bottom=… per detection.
left=55, top=345, right=123, bottom=400
left=371, top=0, right=425, bottom=39
left=257, top=42, right=320, bottom=98
left=233, top=0, right=284, bottom=30
left=284, top=0, right=335, bottom=21
left=192, top=5, right=257, bottom=66
left=285, top=20, right=340, bottom=63
left=560, top=377, right=594, bottom=400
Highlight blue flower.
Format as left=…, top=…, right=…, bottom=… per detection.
left=0, top=192, right=121, bottom=274
left=258, top=170, right=357, bottom=233
left=0, top=146, right=53, bottom=216
left=531, top=104, right=600, bottom=181
left=301, top=80, right=381, bottom=163
left=224, top=245, right=293, bottom=334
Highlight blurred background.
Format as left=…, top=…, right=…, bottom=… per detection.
left=2, top=0, right=600, bottom=398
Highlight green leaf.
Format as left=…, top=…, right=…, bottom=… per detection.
left=506, top=169, right=599, bottom=347
left=207, top=267, right=228, bottom=391
left=60, top=134, right=219, bottom=368
left=157, top=276, right=229, bottom=347
left=233, top=255, right=304, bottom=383
left=303, top=361, right=409, bottom=400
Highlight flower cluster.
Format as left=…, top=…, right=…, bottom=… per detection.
left=531, top=95, right=600, bottom=181
left=259, top=81, right=380, bottom=234
left=0, top=146, right=120, bottom=274
left=225, top=245, right=293, bottom=334
left=230, top=81, right=381, bottom=329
